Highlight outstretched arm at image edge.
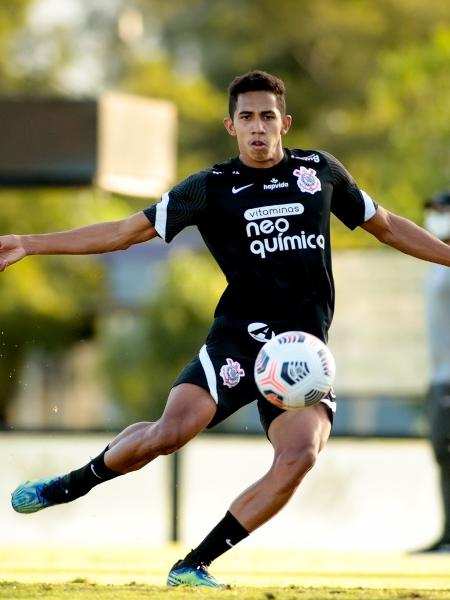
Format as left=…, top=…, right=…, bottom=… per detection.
left=361, top=205, right=450, bottom=267
left=0, top=211, right=157, bottom=272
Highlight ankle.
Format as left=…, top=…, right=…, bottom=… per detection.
left=181, top=550, right=205, bottom=568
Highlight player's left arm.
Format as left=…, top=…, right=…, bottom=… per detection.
left=360, top=205, right=450, bottom=267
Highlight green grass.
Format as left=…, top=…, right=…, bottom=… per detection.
left=1, top=582, right=449, bottom=600
left=1, top=546, right=449, bottom=600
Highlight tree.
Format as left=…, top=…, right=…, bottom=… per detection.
left=343, top=27, right=450, bottom=229
left=98, top=249, right=224, bottom=421
left=0, top=187, right=135, bottom=425
left=0, top=1, right=30, bottom=90
left=124, top=0, right=450, bottom=217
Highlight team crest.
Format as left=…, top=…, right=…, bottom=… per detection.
left=220, top=358, right=245, bottom=388
left=293, top=166, right=321, bottom=194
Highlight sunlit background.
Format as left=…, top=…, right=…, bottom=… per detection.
left=1, top=0, right=450, bottom=557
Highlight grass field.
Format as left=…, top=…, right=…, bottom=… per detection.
left=1, top=546, right=449, bottom=599
left=1, top=582, right=449, bottom=600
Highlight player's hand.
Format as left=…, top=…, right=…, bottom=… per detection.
left=0, top=235, right=26, bottom=272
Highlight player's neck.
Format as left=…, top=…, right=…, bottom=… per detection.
left=238, top=146, right=285, bottom=169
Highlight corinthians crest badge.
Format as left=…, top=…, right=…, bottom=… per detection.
left=293, top=166, right=321, bottom=194
left=220, top=358, right=245, bottom=388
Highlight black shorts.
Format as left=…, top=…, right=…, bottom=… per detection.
left=173, top=316, right=336, bottom=436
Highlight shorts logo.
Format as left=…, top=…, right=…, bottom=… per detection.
left=248, top=322, right=276, bottom=343
left=220, top=358, right=245, bottom=388
left=293, top=167, right=321, bottom=195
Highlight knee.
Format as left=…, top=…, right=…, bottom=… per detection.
left=273, top=445, right=318, bottom=490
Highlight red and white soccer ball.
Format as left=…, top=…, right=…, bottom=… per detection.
left=254, top=331, right=336, bottom=410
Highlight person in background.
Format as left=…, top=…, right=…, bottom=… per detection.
left=418, top=190, right=450, bottom=553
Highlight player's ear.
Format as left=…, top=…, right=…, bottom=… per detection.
left=223, top=117, right=236, bottom=137
left=281, top=114, right=292, bottom=136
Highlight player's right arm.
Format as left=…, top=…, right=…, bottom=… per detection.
left=0, top=211, right=156, bottom=272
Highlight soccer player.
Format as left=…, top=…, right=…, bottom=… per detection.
left=2, top=71, right=450, bottom=587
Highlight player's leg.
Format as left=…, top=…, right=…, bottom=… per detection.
left=430, top=385, right=450, bottom=544
left=104, top=383, right=217, bottom=471
left=229, top=402, right=331, bottom=530
left=169, top=403, right=331, bottom=586
left=11, top=383, right=216, bottom=513
left=416, top=383, right=450, bottom=552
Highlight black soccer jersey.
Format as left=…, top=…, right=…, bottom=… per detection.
left=143, top=148, right=377, bottom=340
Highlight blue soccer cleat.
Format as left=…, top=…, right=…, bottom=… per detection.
left=11, top=476, right=69, bottom=514
left=167, top=560, right=228, bottom=588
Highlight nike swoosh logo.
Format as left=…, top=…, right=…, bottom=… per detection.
left=232, top=184, right=254, bottom=194
left=90, top=464, right=103, bottom=480
left=225, top=538, right=234, bottom=548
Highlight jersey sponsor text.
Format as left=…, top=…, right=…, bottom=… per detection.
left=249, top=230, right=325, bottom=259
left=244, top=206, right=325, bottom=260
left=244, top=203, right=304, bottom=221
left=263, top=178, right=289, bottom=190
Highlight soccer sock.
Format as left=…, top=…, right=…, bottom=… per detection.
left=182, top=511, right=249, bottom=566
left=42, top=445, right=122, bottom=503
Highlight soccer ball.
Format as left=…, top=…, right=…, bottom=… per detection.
left=254, top=331, right=335, bottom=410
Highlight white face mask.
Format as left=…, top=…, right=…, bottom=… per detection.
left=424, top=211, right=450, bottom=241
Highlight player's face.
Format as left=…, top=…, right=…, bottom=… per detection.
left=224, top=91, right=292, bottom=169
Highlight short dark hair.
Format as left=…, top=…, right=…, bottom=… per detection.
left=228, top=70, right=286, bottom=119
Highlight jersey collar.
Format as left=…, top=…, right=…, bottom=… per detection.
left=232, top=148, right=290, bottom=176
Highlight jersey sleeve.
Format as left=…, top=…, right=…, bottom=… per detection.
left=321, top=151, right=377, bottom=230
left=143, top=171, right=208, bottom=242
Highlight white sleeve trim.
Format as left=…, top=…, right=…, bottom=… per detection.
left=361, top=190, right=377, bottom=221
left=154, top=192, right=170, bottom=240
left=199, top=344, right=218, bottom=404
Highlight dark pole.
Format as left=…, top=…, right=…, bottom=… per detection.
left=170, top=450, right=180, bottom=542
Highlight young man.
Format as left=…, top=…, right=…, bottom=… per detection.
left=3, top=71, right=450, bottom=587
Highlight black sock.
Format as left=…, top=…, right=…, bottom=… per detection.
left=182, top=511, right=249, bottom=567
left=42, top=445, right=122, bottom=503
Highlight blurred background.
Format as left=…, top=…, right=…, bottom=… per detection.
left=1, top=0, right=450, bottom=553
